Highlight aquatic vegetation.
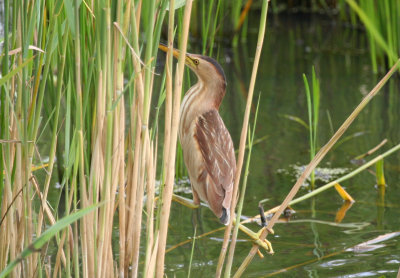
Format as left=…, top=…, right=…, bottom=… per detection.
left=278, top=165, right=349, bottom=186
left=303, top=66, right=320, bottom=189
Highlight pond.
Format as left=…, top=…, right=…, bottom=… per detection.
left=164, top=13, right=400, bottom=277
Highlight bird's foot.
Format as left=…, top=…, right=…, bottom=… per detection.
left=235, top=220, right=274, bottom=255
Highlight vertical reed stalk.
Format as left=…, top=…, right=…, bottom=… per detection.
left=224, top=95, right=261, bottom=277
left=156, top=1, right=194, bottom=277
left=216, top=1, right=270, bottom=277
left=160, top=0, right=175, bottom=218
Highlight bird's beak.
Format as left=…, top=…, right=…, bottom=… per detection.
left=158, top=43, right=180, bottom=58
left=159, top=43, right=195, bottom=67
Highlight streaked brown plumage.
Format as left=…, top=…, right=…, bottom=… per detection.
left=159, top=44, right=236, bottom=225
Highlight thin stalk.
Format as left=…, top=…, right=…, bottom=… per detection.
left=187, top=225, right=197, bottom=278
left=216, top=1, right=270, bottom=277
left=376, top=159, right=385, bottom=186
left=144, top=139, right=157, bottom=277
left=72, top=0, right=90, bottom=277
left=100, top=1, right=115, bottom=275
left=159, top=0, right=175, bottom=232
left=143, top=0, right=156, bottom=125
left=155, top=1, right=193, bottom=277
left=224, top=94, right=261, bottom=277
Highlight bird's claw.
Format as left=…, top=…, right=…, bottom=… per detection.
left=256, top=227, right=274, bottom=254
left=266, top=227, right=274, bottom=235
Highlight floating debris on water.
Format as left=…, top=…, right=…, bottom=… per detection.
left=277, top=164, right=349, bottom=186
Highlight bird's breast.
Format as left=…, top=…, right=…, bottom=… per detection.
left=179, top=82, right=204, bottom=140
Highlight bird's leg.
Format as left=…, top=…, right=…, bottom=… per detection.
left=172, top=194, right=199, bottom=209
left=171, top=195, right=274, bottom=254
left=232, top=218, right=274, bottom=254
left=191, top=186, right=201, bottom=206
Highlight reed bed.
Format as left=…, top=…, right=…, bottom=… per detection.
left=0, top=0, right=191, bottom=276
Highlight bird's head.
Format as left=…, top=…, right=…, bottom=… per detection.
left=159, top=44, right=226, bottom=89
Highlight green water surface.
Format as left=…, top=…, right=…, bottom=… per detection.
left=165, top=14, right=400, bottom=278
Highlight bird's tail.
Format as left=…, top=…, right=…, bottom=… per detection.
left=220, top=207, right=230, bottom=225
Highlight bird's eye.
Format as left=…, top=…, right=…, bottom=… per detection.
left=193, top=59, right=199, bottom=65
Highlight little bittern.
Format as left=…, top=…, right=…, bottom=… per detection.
left=160, top=44, right=236, bottom=225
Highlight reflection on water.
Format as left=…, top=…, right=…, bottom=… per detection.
left=166, top=14, right=400, bottom=277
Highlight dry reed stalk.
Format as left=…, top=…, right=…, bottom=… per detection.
left=162, top=0, right=175, bottom=176
left=53, top=230, right=67, bottom=278
left=234, top=58, right=400, bottom=277
left=217, top=1, right=270, bottom=277
left=156, top=0, right=194, bottom=276
left=125, top=113, right=142, bottom=273
left=71, top=1, right=91, bottom=277
left=97, top=3, right=116, bottom=276
left=132, top=130, right=148, bottom=277
left=97, top=23, right=126, bottom=277
left=146, top=233, right=160, bottom=278
left=0, top=138, right=14, bottom=272
left=135, top=0, right=142, bottom=32
left=1, top=178, right=14, bottom=274
left=54, top=169, right=78, bottom=278
left=117, top=3, right=133, bottom=275
left=125, top=6, right=146, bottom=276
left=128, top=101, right=145, bottom=278
left=89, top=70, right=106, bottom=278
left=110, top=98, right=126, bottom=275
left=118, top=120, right=127, bottom=278
left=144, top=133, right=157, bottom=275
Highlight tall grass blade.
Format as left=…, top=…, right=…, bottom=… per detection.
left=0, top=56, right=35, bottom=87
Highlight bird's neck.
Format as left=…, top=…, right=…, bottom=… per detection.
left=179, top=79, right=226, bottom=138
left=183, top=79, right=226, bottom=112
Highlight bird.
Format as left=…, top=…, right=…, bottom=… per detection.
left=159, top=44, right=236, bottom=225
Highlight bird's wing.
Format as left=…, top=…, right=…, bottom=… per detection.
left=195, top=109, right=236, bottom=208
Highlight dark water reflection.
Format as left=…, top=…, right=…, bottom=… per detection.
left=166, top=14, right=400, bottom=277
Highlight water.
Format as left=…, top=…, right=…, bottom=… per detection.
left=165, top=14, right=400, bottom=277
